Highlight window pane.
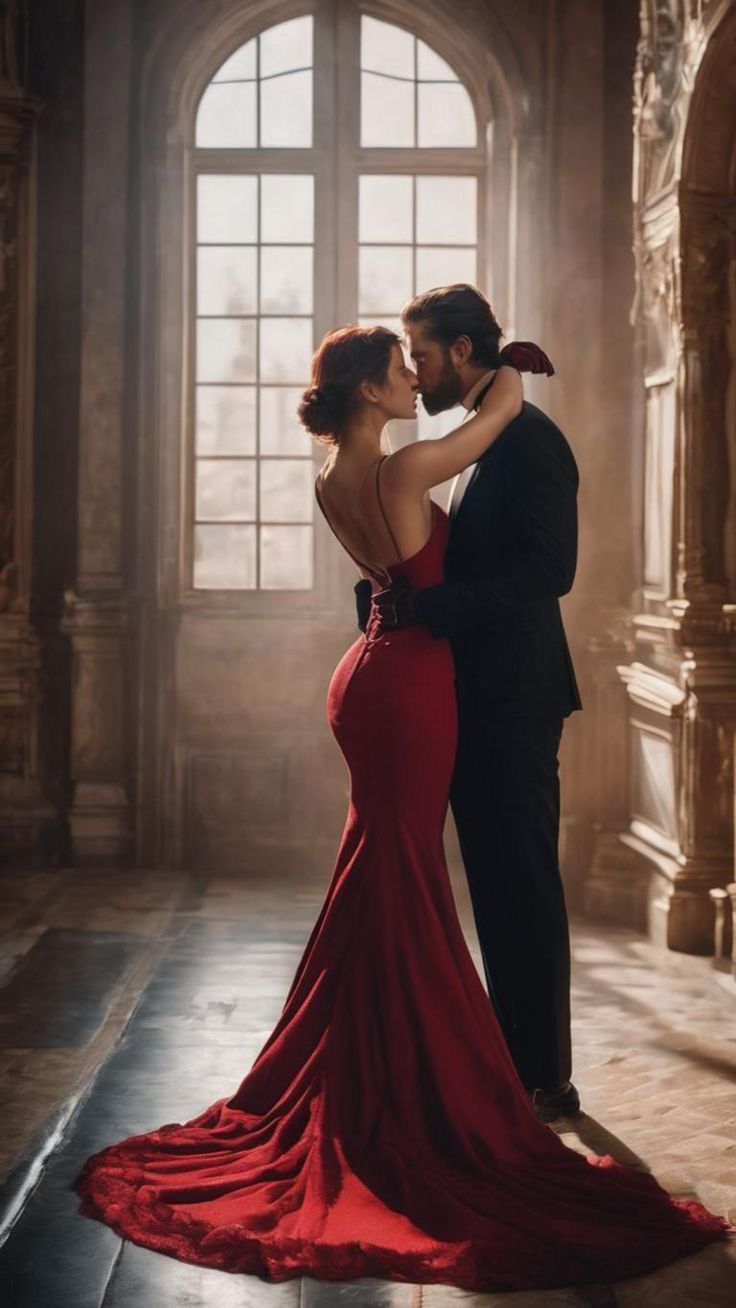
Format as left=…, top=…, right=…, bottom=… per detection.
left=196, top=83, right=257, bottom=148
left=261, top=176, right=314, bottom=243
left=361, top=72, right=414, bottom=148
left=212, top=39, right=257, bottom=83
left=197, top=247, right=257, bottom=315
left=361, top=16, right=414, bottom=78
left=418, top=84, right=477, bottom=147
left=415, top=246, right=476, bottom=291
left=359, top=175, right=413, bottom=243
left=416, top=177, right=477, bottom=244
left=194, top=524, right=257, bottom=589
left=260, top=70, right=313, bottom=148
left=358, top=316, right=404, bottom=336
left=260, top=318, right=312, bottom=382
left=197, top=320, right=257, bottom=383
left=260, top=246, right=313, bottom=314
left=197, top=176, right=258, bottom=244
left=260, top=16, right=313, bottom=77
left=196, top=459, right=256, bottom=521
left=261, top=387, right=309, bottom=455
left=260, top=525, right=313, bottom=588
left=260, top=459, right=313, bottom=522
left=417, top=405, right=463, bottom=441
left=196, top=386, right=256, bottom=456
left=359, top=246, right=413, bottom=314
left=417, top=41, right=457, bottom=81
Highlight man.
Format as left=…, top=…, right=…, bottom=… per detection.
left=356, top=285, right=582, bottom=1122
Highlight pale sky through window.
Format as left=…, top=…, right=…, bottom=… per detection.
left=192, top=12, right=480, bottom=590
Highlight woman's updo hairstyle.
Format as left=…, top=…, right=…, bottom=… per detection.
left=298, top=325, right=400, bottom=444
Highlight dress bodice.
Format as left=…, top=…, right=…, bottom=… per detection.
left=376, top=502, right=450, bottom=592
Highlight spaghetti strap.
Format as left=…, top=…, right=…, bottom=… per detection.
left=314, top=475, right=388, bottom=585
left=375, top=455, right=404, bottom=564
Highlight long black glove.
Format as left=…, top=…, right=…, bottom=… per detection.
left=354, top=579, right=373, bottom=633
left=371, top=577, right=421, bottom=631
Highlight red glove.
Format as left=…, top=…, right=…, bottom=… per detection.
left=499, top=341, right=555, bottom=376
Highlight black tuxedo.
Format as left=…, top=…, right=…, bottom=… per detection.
left=418, top=389, right=581, bottom=1091
left=417, top=396, right=582, bottom=720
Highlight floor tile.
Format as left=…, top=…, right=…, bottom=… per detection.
left=103, top=1241, right=300, bottom=1307
left=0, top=929, right=147, bottom=1048
left=301, top=1279, right=418, bottom=1305
left=0, top=869, right=735, bottom=1306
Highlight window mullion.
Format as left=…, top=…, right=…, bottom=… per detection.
left=334, top=0, right=361, bottom=325
left=255, top=174, right=261, bottom=590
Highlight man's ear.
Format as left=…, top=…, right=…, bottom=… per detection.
left=449, top=334, right=473, bottom=368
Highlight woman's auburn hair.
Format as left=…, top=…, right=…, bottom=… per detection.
left=298, top=325, right=400, bottom=444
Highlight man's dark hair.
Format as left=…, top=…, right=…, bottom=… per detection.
left=401, top=284, right=504, bottom=368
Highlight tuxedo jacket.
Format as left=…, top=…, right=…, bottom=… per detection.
left=417, top=395, right=583, bottom=721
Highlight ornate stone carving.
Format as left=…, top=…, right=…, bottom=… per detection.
left=635, top=238, right=677, bottom=377
left=604, top=1, right=736, bottom=953
left=633, top=0, right=685, bottom=201
left=0, top=1, right=20, bottom=91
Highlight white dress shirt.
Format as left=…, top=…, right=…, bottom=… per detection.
left=447, top=370, right=498, bottom=510
left=460, top=368, right=497, bottom=412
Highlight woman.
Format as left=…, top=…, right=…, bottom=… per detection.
left=74, top=326, right=727, bottom=1292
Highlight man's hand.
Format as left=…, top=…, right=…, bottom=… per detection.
left=372, top=577, right=421, bottom=632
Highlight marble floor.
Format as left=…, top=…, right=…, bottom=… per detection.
left=0, top=862, right=734, bottom=1307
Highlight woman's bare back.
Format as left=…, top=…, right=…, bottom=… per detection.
left=315, top=365, right=524, bottom=580
left=316, top=452, right=434, bottom=580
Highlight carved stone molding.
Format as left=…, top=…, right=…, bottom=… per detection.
left=0, top=9, right=48, bottom=861
left=726, top=882, right=736, bottom=977
left=61, top=592, right=134, bottom=865
left=0, top=610, right=56, bottom=861
left=584, top=616, right=650, bottom=929
left=633, top=0, right=685, bottom=204
left=605, top=2, right=736, bottom=952
left=617, top=624, right=736, bottom=951
left=709, top=885, right=733, bottom=971
left=59, top=0, right=136, bottom=865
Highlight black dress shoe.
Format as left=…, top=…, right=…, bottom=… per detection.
left=530, top=1080, right=581, bottom=1123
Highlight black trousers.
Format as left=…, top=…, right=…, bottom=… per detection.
left=449, top=710, right=572, bottom=1092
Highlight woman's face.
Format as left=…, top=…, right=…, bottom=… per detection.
left=375, top=343, right=419, bottom=421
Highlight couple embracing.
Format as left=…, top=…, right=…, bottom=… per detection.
left=75, top=285, right=728, bottom=1292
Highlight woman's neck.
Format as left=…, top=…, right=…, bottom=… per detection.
left=336, top=412, right=386, bottom=463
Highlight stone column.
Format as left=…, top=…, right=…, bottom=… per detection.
left=0, top=10, right=53, bottom=861
left=584, top=617, right=648, bottom=928
left=610, top=1, right=736, bottom=953
left=61, top=0, right=135, bottom=864
left=727, top=884, right=736, bottom=980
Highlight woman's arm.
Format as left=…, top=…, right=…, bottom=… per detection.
left=385, top=365, right=523, bottom=492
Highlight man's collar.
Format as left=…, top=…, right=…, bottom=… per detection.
left=461, top=369, right=497, bottom=411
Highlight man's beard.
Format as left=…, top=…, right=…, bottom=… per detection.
left=420, top=353, right=465, bottom=415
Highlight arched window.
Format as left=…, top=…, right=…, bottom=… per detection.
left=190, top=9, right=483, bottom=592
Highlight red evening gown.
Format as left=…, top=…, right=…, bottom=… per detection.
left=74, top=491, right=728, bottom=1292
